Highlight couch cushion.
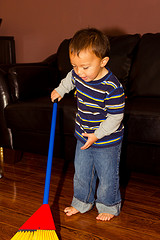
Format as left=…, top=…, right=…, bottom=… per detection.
left=129, top=33, right=160, bottom=97
left=108, top=34, right=140, bottom=93
left=56, top=39, right=72, bottom=79
left=125, top=97, right=160, bottom=145
left=8, top=65, right=57, bottom=102
left=4, top=94, right=77, bottom=155
left=4, top=95, right=77, bottom=134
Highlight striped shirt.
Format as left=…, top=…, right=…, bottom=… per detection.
left=56, top=68, right=125, bottom=148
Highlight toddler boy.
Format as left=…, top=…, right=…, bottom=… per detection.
left=51, top=28, right=125, bottom=221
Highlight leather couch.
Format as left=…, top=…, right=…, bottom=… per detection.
left=0, top=33, right=160, bottom=175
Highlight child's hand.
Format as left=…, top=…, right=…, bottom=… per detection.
left=81, top=133, right=98, bottom=150
left=51, top=89, right=62, bottom=102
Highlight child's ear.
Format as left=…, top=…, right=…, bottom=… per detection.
left=101, top=57, right=109, bottom=67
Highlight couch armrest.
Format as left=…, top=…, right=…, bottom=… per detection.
left=0, top=69, right=13, bottom=148
left=8, top=64, right=59, bottom=102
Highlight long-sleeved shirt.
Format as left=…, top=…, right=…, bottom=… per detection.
left=55, top=68, right=125, bottom=148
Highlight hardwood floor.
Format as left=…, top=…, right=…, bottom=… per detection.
left=0, top=151, right=160, bottom=240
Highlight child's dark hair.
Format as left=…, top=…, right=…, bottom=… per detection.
left=69, top=28, right=110, bottom=59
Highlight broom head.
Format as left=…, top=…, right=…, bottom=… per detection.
left=11, top=204, right=59, bottom=239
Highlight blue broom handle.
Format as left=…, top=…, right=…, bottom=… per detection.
left=43, top=100, right=58, bottom=204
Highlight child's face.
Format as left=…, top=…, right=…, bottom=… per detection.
left=69, top=49, right=109, bottom=82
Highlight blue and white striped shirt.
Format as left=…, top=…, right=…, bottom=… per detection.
left=55, top=68, right=125, bottom=148
left=72, top=68, right=125, bottom=148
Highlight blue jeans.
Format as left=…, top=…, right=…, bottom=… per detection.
left=71, top=140, right=122, bottom=216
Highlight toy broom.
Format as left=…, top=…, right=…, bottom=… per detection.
left=11, top=100, right=59, bottom=239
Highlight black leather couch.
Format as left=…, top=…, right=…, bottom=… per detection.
left=0, top=33, right=160, bottom=175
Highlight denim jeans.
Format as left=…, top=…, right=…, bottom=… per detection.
left=71, top=140, right=122, bottom=216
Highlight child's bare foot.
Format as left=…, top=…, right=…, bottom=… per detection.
left=96, top=213, right=114, bottom=221
left=64, top=206, right=79, bottom=216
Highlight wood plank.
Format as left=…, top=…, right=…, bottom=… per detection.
left=1, top=151, right=160, bottom=240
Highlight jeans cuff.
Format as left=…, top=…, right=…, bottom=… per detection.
left=96, top=202, right=121, bottom=216
left=71, top=197, right=94, bottom=213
